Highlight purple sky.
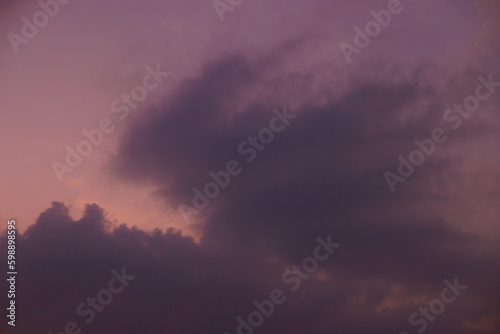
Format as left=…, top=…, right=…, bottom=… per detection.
left=1, top=0, right=500, bottom=333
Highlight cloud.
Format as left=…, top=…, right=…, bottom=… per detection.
left=3, top=46, right=500, bottom=332
left=0, top=199, right=498, bottom=334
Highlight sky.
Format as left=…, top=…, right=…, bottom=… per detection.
left=0, top=0, right=499, bottom=333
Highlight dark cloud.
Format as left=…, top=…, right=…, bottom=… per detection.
left=2, top=45, right=499, bottom=332
left=0, top=199, right=498, bottom=334
left=110, top=49, right=499, bottom=250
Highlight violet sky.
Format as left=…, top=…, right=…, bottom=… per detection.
left=0, top=0, right=499, bottom=333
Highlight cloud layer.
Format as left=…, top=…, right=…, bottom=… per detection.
left=1, top=198, right=499, bottom=333
left=3, top=51, right=500, bottom=333
left=1, top=1, right=500, bottom=333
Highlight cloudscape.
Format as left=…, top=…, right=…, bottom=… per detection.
left=1, top=0, right=500, bottom=333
